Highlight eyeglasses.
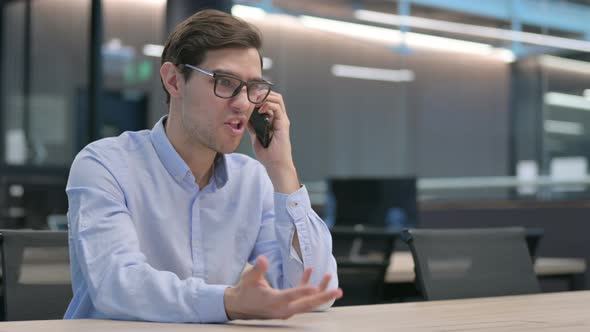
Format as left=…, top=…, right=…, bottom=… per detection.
left=183, top=64, right=273, bottom=104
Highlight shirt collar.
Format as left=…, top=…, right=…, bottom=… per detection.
left=212, top=153, right=229, bottom=188
left=150, top=115, right=229, bottom=188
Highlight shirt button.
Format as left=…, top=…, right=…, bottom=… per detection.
left=194, top=241, right=198, bottom=247
left=289, top=201, right=298, bottom=208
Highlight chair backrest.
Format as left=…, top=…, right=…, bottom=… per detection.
left=0, top=230, right=72, bottom=321
left=402, top=227, right=540, bottom=301
left=525, top=227, right=543, bottom=262
left=331, top=226, right=397, bottom=306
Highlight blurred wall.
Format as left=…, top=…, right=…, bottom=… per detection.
left=2, top=2, right=512, bottom=181
left=228, top=17, right=510, bottom=181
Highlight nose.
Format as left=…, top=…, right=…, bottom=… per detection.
left=229, top=86, right=250, bottom=113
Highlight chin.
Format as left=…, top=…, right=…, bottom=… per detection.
left=217, top=147, right=237, bottom=154
left=215, top=142, right=241, bottom=154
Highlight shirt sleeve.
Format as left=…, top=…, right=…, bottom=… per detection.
left=67, top=151, right=229, bottom=323
left=248, top=165, right=339, bottom=310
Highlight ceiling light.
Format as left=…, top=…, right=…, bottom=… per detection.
left=262, top=57, right=273, bottom=70
left=539, top=56, right=590, bottom=75
left=231, top=5, right=513, bottom=62
left=300, top=16, right=401, bottom=44
left=103, top=39, right=135, bottom=59
left=299, top=15, right=513, bottom=62
left=231, top=4, right=267, bottom=20
left=356, top=9, right=590, bottom=53
left=544, top=120, right=584, bottom=136
left=545, top=92, right=590, bottom=111
left=143, top=44, right=164, bottom=58
left=331, top=64, right=414, bottom=82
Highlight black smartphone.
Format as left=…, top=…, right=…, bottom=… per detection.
left=249, top=106, right=273, bottom=148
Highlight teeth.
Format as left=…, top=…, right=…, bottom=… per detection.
left=230, top=120, right=240, bottom=125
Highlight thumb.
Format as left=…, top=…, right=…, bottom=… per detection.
left=243, top=255, right=268, bottom=284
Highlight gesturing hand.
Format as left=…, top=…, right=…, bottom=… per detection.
left=223, top=256, right=343, bottom=320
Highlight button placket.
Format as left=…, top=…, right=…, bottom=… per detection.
left=191, top=194, right=204, bottom=278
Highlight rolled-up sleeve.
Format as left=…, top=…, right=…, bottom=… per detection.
left=249, top=165, right=338, bottom=309
left=67, top=151, right=229, bottom=323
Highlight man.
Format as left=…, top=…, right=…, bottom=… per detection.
left=64, top=9, right=341, bottom=323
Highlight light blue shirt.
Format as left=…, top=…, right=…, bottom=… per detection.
left=64, top=116, right=338, bottom=323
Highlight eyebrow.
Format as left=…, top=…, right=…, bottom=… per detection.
left=211, top=69, right=264, bottom=82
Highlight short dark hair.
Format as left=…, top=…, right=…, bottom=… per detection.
left=161, top=9, right=263, bottom=104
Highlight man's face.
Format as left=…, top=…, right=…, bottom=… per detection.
left=178, top=47, right=261, bottom=154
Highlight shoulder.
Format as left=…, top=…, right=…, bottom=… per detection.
left=70, top=130, right=153, bottom=180
left=74, top=130, right=151, bottom=163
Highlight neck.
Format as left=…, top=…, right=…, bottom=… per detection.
left=164, top=112, right=216, bottom=189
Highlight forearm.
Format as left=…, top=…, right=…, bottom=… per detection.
left=273, top=186, right=339, bottom=290
left=74, top=236, right=229, bottom=323
left=266, top=163, right=300, bottom=195
left=95, top=266, right=227, bottom=322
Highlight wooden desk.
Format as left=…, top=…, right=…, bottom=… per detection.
left=386, top=252, right=587, bottom=284
left=0, top=291, right=589, bottom=331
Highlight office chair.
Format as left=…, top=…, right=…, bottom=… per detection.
left=0, top=230, right=72, bottom=320
left=330, top=226, right=398, bottom=306
left=524, top=227, right=543, bottom=262
left=402, top=227, right=540, bottom=301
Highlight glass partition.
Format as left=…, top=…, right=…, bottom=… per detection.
left=101, top=0, right=166, bottom=137
left=2, top=0, right=90, bottom=166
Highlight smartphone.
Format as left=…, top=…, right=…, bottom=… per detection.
left=249, top=106, right=273, bottom=148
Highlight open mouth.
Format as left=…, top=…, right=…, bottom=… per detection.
left=228, top=122, right=243, bottom=130
left=225, top=119, right=244, bottom=133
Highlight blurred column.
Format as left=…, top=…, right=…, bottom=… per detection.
left=89, top=0, right=103, bottom=143
left=166, top=0, right=233, bottom=36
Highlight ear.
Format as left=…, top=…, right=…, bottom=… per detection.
left=160, top=62, right=184, bottom=100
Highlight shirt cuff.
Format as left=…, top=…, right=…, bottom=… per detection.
left=273, top=185, right=312, bottom=226
left=274, top=185, right=314, bottom=266
left=196, top=284, right=229, bottom=323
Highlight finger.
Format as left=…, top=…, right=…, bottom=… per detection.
left=264, top=93, right=286, bottom=114
left=319, top=273, right=331, bottom=291
left=263, top=91, right=284, bottom=107
left=252, top=255, right=268, bottom=275
left=274, top=285, right=319, bottom=304
left=257, top=104, right=275, bottom=122
left=284, top=289, right=343, bottom=316
left=243, top=255, right=269, bottom=283
left=298, top=267, right=313, bottom=287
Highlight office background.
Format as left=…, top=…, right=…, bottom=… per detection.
left=3, top=0, right=590, bottom=187
left=0, top=0, right=589, bottom=286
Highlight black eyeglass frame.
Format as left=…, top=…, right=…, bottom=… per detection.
left=183, top=64, right=274, bottom=104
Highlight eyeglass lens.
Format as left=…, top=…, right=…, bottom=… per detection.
left=214, top=75, right=271, bottom=104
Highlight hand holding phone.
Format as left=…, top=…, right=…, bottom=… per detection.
left=249, top=107, right=273, bottom=148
